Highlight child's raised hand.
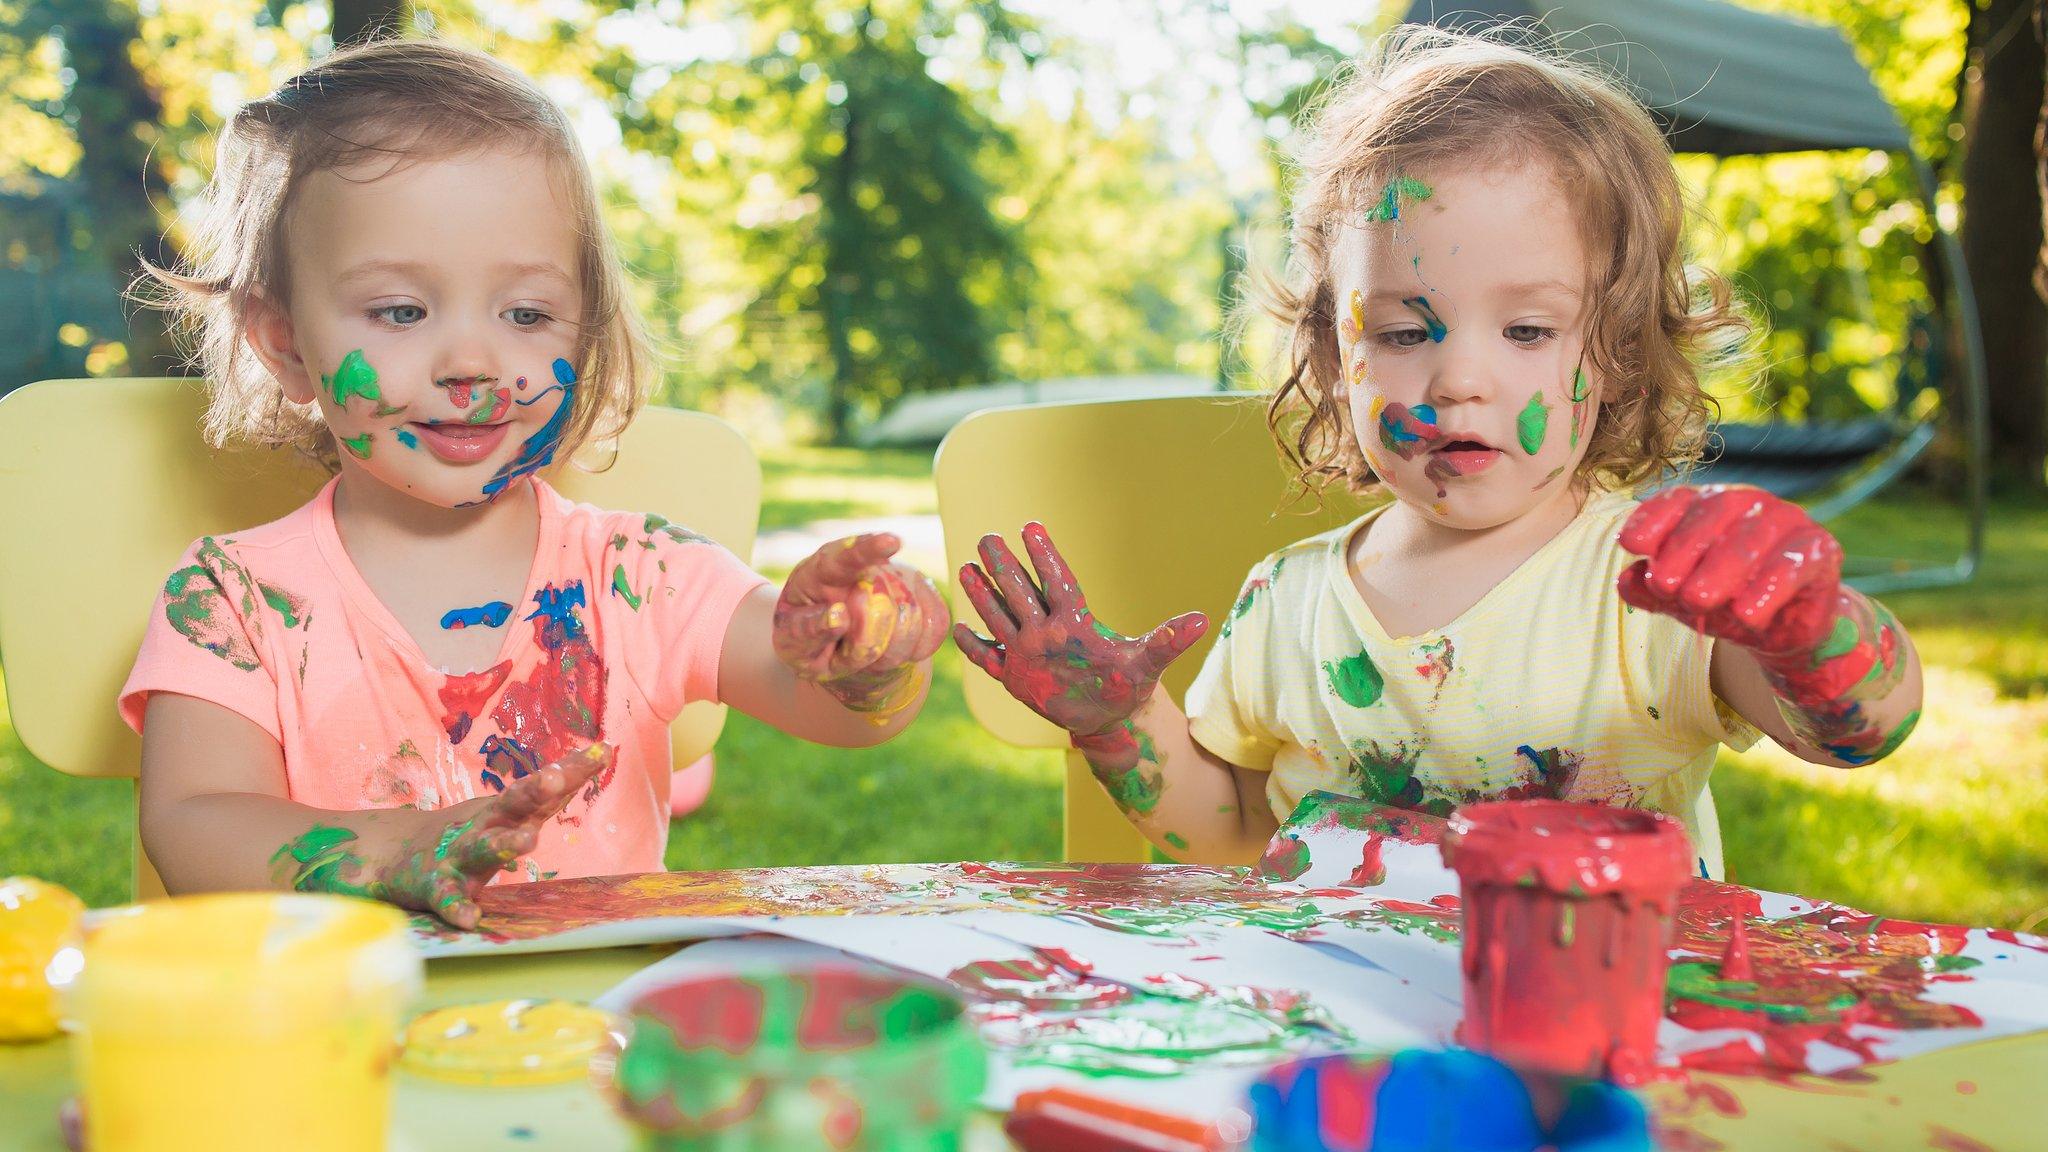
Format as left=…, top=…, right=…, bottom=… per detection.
left=953, top=522, right=1207, bottom=739
left=1616, top=485, right=1843, bottom=656
left=773, top=533, right=949, bottom=719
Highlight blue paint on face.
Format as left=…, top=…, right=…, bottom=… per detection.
left=440, top=601, right=514, bottom=630
left=1403, top=296, right=1447, bottom=343
left=396, top=427, right=420, bottom=450
left=474, top=359, right=577, bottom=503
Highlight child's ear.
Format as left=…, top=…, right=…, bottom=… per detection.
left=244, top=294, right=318, bottom=405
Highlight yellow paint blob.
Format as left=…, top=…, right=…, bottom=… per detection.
left=70, top=893, right=419, bottom=1152
left=400, top=998, right=618, bottom=1086
left=0, top=876, right=84, bottom=1041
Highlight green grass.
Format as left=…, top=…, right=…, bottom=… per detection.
left=2, top=452, right=2042, bottom=935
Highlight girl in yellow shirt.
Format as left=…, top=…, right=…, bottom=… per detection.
left=953, top=28, right=1923, bottom=880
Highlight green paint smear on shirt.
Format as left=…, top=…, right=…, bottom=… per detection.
left=1362, top=176, right=1433, bottom=222
left=324, top=349, right=381, bottom=407
left=611, top=564, right=643, bottom=610
left=1164, top=832, right=1189, bottom=851
left=1516, top=391, right=1550, bottom=455
left=1323, top=649, right=1383, bottom=708
left=341, top=432, right=373, bottom=460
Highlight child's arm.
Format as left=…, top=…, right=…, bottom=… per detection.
left=1618, top=485, right=1923, bottom=767
left=716, top=532, right=949, bottom=747
left=139, top=692, right=610, bottom=928
left=953, top=523, right=1279, bottom=863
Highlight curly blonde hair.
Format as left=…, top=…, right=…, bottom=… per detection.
left=138, top=36, right=651, bottom=471
left=1262, top=24, right=1752, bottom=499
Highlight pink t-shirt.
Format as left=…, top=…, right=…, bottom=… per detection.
left=119, top=476, right=769, bottom=881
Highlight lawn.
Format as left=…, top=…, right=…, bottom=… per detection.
left=1, top=448, right=2042, bottom=934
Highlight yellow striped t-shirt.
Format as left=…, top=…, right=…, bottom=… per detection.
left=1184, top=490, right=1760, bottom=879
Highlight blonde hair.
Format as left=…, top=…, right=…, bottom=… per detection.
left=1262, top=24, right=1751, bottom=499
left=139, top=36, right=651, bottom=470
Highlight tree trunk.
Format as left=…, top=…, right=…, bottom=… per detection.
left=1961, top=0, right=2048, bottom=488
left=64, top=0, right=178, bottom=375
left=331, top=0, right=407, bottom=46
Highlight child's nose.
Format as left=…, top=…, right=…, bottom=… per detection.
left=1425, top=337, right=1495, bottom=407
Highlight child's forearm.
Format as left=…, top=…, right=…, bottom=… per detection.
left=1069, top=689, right=1275, bottom=864
left=775, top=658, right=936, bottom=747
left=142, top=790, right=453, bottom=897
left=1752, top=587, right=1923, bottom=767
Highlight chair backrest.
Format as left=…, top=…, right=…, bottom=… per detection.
left=0, top=377, right=759, bottom=894
left=935, top=394, right=1370, bottom=860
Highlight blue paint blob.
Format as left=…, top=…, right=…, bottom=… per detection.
left=475, top=369, right=576, bottom=502
left=552, top=357, right=577, bottom=385
left=526, top=581, right=589, bottom=644
left=1403, top=296, right=1448, bottom=343
left=439, top=601, right=514, bottom=630
left=395, top=427, right=420, bottom=450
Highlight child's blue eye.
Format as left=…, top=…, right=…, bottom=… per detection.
left=504, top=307, right=551, bottom=328
left=1507, top=325, right=1556, bottom=346
left=370, top=304, right=425, bottom=326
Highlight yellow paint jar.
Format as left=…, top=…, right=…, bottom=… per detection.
left=0, top=876, right=85, bottom=1041
left=69, top=892, right=421, bottom=1152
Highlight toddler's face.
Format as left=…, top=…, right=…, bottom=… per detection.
left=260, top=146, right=584, bottom=509
left=1331, top=162, right=1602, bottom=529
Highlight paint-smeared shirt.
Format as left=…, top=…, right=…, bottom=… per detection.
left=1183, top=490, right=1760, bottom=879
left=119, top=476, right=768, bottom=882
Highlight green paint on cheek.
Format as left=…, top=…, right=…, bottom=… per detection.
left=323, top=349, right=381, bottom=407
left=1517, top=391, right=1551, bottom=455
left=342, top=432, right=373, bottom=459
left=1570, top=369, right=1591, bottom=402
left=1164, top=832, right=1188, bottom=850
left=1323, top=649, right=1383, bottom=708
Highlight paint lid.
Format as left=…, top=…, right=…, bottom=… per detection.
left=0, top=877, right=85, bottom=1040
left=1442, top=800, right=1691, bottom=901
left=72, top=893, right=420, bottom=1034
left=401, top=999, right=620, bottom=1086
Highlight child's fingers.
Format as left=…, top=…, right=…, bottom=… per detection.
left=977, top=533, right=1048, bottom=624
left=1680, top=506, right=1797, bottom=613
left=810, top=533, right=901, bottom=589
left=1617, top=486, right=1700, bottom=556
left=953, top=623, right=1006, bottom=680
left=904, top=570, right=952, bottom=661
left=1643, top=488, right=1758, bottom=596
left=1021, top=522, right=1087, bottom=614
left=428, top=872, right=481, bottom=931
left=1730, top=526, right=1841, bottom=639
left=958, top=562, right=1020, bottom=643
left=1138, top=611, right=1209, bottom=678
left=492, top=745, right=608, bottom=829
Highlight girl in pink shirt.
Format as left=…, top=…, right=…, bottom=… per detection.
left=122, top=38, right=948, bottom=929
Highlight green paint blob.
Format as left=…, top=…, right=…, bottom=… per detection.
left=1361, top=176, right=1433, bottom=223
left=1516, top=391, right=1551, bottom=455
left=1323, top=650, right=1383, bottom=709
left=1570, top=369, right=1591, bottom=402
left=611, top=564, right=643, bottom=610
left=1666, top=961, right=1859, bottom=1022
left=323, top=349, right=381, bottom=407
left=432, top=820, right=471, bottom=862
left=467, top=387, right=505, bottom=425
left=1164, top=832, right=1189, bottom=851
left=271, top=823, right=365, bottom=893
left=342, top=432, right=373, bottom=460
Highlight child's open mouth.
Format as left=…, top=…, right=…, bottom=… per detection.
left=411, top=421, right=510, bottom=464
left=1431, top=439, right=1501, bottom=475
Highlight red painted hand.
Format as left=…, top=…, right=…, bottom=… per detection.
left=774, top=533, right=949, bottom=717
left=953, top=522, right=1207, bottom=739
left=1616, top=485, right=1843, bottom=657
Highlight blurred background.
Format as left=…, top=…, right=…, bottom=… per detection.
left=1, top=0, right=2044, bottom=931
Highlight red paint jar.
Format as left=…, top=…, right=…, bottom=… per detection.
left=1441, top=800, right=1690, bottom=1084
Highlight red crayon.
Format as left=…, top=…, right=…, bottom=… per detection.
left=1442, top=800, right=1690, bottom=1085
left=1004, top=1087, right=1246, bottom=1152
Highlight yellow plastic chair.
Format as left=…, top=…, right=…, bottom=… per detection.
left=0, top=377, right=761, bottom=900
left=935, top=394, right=1371, bottom=862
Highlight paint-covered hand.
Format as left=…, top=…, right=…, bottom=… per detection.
left=954, top=522, right=1207, bottom=740
left=273, top=744, right=612, bottom=930
left=1616, top=485, right=1843, bottom=657
left=774, top=533, right=950, bottom=720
